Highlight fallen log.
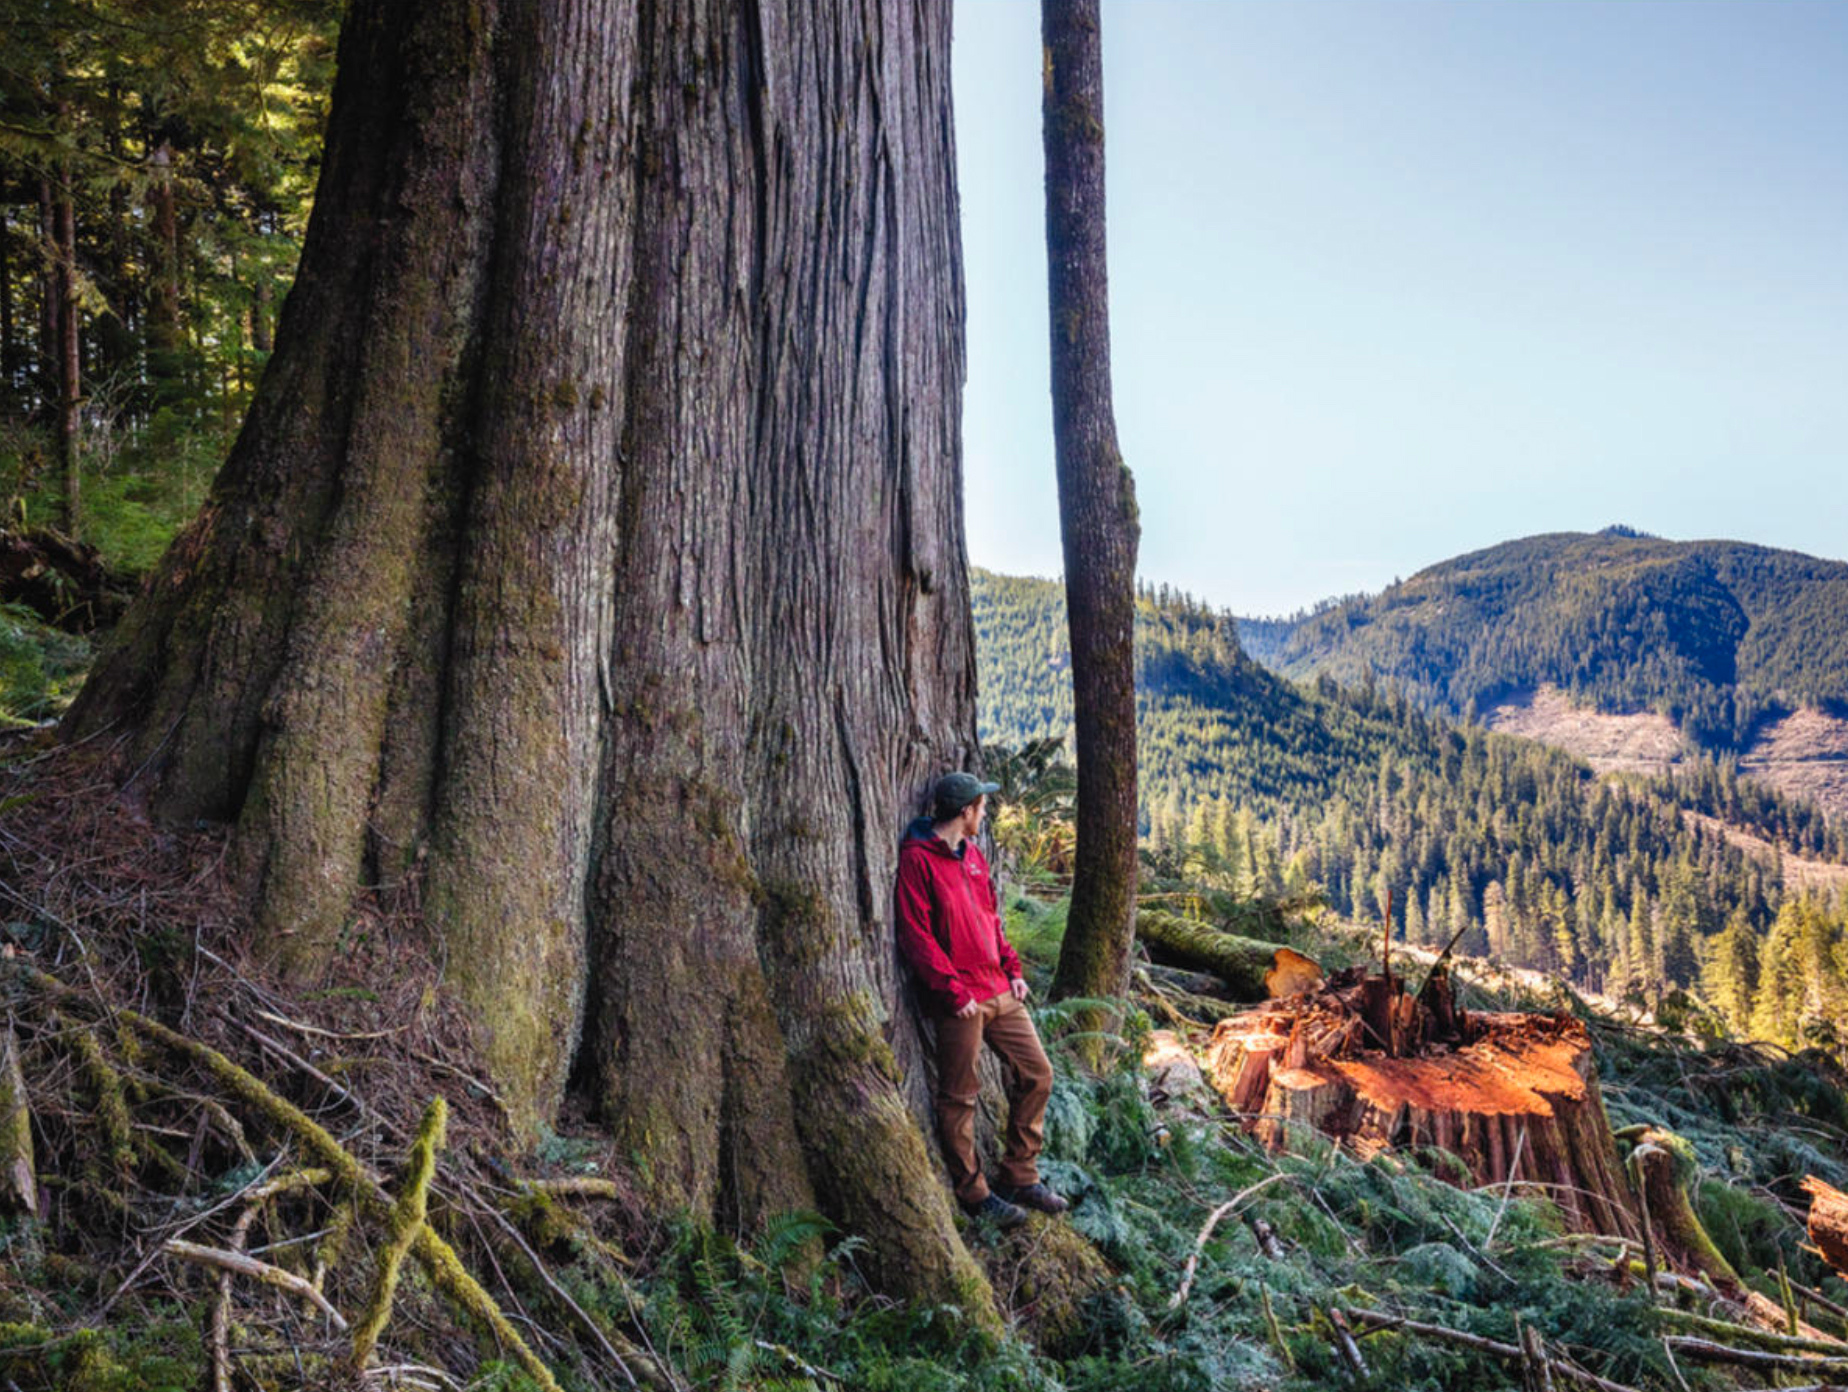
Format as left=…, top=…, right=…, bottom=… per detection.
left=0, top=526, right=130, bottom=631
left=1136, top=910, right=1304, bottom=999
left=1662, top=1335, right=1848, bottom=1377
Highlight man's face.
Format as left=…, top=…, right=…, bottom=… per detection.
left=966, top=795, right=987, bottom=835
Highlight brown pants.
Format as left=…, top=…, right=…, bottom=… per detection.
left=934, top=991, right=1054, bottom=1203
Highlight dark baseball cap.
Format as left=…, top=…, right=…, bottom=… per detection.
left=933, top=771, right=1000, bottom=816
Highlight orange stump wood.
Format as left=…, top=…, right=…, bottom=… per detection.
left=1207, top=987, right=1639, bottom=1239
left=1805, top=1175, right=1848, bottom=1277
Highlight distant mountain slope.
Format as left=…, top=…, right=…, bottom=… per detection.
left=974, top=568, right=1848, bottom=1033
left=1239, top=529, right=1848, bottom=754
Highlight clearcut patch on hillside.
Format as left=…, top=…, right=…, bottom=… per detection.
left=1682, top=810, right=1848, bottom=894
left=1739, top=707, right=1848, bottom=818
left=1486, top=685, right=1683, bottom=773
left=1486, top=685, right=1848, bottom=824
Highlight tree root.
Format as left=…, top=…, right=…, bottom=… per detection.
left=348, top=1096, right=446, bottom=1371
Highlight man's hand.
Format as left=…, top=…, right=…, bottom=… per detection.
left=955, top=998, right=980, bottom=1019
left=1010, top=976, right=1030, bottom=1002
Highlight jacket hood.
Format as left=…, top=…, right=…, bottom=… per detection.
left=901, top=815, right=955, bottom=854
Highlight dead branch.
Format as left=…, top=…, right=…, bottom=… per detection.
left=1655, top=1307, right=1848, bottom=1355
left=164, top=1237, right=348, bottom=1330
left=1342, top=1308, right=1644, bottom=1392
left=349, top=1096, right=447, bottom=1371
left=212, top=1167, right=334, bottom=1392
left=1168, top=1172, right=1288, bottom=1309
left=1325, top=1306, right=1369, bottom=1382
left=520, top=1177, right=624, bottom=1200
left=11, top=961, right=565, bottom=1392
left=1662, top=1336, right=1848, bottom=1375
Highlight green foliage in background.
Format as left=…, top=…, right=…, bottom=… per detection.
left=0, top=599, right=90, bottom=725
left=975, top=568, right=1848, bottom=1049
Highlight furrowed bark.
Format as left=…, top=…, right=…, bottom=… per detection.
left=1041, top=0, right=1141, bottom=1005
left=244, top=0, right=501, bottom=975
left=65, top=0, right=995, bottom=1314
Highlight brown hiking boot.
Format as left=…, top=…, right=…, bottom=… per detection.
left=995, top=1181, right=1069, bottom=1214
left=963, top=1192, right=1029, bottom=1228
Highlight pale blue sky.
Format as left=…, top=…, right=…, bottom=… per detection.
left=952, top=0, right=1848, bottom=615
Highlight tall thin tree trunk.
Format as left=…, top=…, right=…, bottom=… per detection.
left=251, top=209, right=274, bottom=356
left=1041, top=0, right=1141, bottom=1004
left=102, top=82, right=134, bottom=387
left=148, top=137, right=181, bottom=398
left=251, top=279, right=272, bottom=354
left=36, top=178, right=56, bottom=421
left=67, top=0, right=995, bottom=1317
left=54, top=164, right=80, bottom=533
left=1, top=203, right=14, bottom=402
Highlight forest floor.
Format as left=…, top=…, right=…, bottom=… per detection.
left=7, top=740, right=1848, bottom=1390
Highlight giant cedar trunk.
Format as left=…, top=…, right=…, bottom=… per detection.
left=1041, top=0, right=1140, bottom=1002
left=66, top=0, right=992, bottom=1314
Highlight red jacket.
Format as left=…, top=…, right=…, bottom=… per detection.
left=894, top=816, right=1022, bottom=1015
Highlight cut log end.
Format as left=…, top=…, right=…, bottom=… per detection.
left=1266, top=948, right=1324, bottom=999
left=1805, top=1175, right=1848, bottom=1278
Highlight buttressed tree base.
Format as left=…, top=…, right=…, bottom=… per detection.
left=65, top=0, right=992, bottom=1312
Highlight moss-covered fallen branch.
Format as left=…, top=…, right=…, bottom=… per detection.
left=348, top=1096, right=445, bottom=1370
left=1342, top=1307, right=1644, bottom=1392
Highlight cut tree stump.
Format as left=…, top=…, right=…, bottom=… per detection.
left=1206, top=963, right=1639, bottom=1240
left=1804, top=1175, right=1848, bottom=1277
left=1616, top=1126, right=1736, bottom=1285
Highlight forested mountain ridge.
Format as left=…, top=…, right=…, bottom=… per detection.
left=1235, top=529, right=1848, bottom=756
left=975, top=568, right=1848, bottom=1047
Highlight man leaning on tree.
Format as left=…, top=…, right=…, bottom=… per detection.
left=894, top=771, right=1069, bottom=1227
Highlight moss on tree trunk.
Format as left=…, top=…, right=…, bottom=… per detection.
left=64, top=0, right=993, bottom=1316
